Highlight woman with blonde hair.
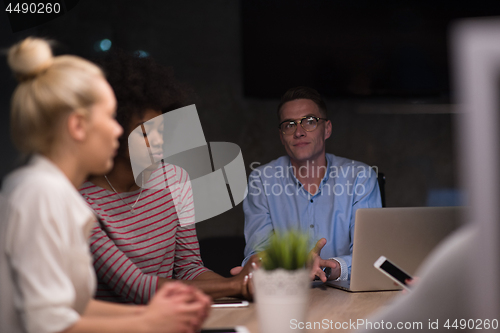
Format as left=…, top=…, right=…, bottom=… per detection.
left=0, top=37, right=210, bottom=333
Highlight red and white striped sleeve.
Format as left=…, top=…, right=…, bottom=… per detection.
left=83, top=196, right=158, bottom=304
left=173, top=225, right=210, bottom=280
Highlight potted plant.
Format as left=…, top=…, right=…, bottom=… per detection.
left=253, top=231, right=311, bottom=333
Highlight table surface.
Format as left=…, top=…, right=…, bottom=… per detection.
left=203, top=283, right=399, bottom=332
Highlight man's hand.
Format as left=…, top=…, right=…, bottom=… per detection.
left=400, top=277, right=419, bottom=294
left=308, top=238, right=340, bottom=282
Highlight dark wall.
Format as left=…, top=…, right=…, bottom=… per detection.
left=0, top=16, right=22, bottom=179
left=0, top=0, right=458, bottom=240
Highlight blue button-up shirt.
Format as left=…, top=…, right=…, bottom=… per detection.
left=243, top=153, right=382, bottom=280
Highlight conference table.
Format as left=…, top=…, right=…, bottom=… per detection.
left=203, top=283, right=399, bottom=332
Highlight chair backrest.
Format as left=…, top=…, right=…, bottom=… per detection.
left=377, top=172, right=386, bottom=207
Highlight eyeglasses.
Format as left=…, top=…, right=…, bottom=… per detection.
left=278, top=116, right=327, bottom=135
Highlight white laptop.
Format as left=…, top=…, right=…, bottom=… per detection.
left=325, top=207, right=464, bottom=292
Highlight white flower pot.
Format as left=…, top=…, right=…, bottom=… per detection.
left=253, top=268, right=310, bottom=333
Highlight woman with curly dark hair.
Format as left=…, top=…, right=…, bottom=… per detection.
left=79, top=50, right=255, bottom=304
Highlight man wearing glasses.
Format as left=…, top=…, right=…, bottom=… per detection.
left=239, top=86, right=382, bottom=281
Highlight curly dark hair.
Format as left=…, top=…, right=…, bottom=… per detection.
left=93, top=50, right=192, bottom=153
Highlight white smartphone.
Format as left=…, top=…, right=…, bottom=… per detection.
left=373, top=256, right=413, bottom=291
left=211, top=299, right=250, bottom=308
left=199, top=327, right=250, bottom=333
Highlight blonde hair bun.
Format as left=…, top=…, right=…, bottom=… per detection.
left=8, top=37, right=54, bottom=81
left=8, top=37, right=104, bottom=154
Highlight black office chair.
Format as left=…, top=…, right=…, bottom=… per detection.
left=377, top=172, right=386, bottom=207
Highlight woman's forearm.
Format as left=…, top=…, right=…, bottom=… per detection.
left=158, top=272, right=241, bottom=299
left=84, top=299, right=145, bottom=317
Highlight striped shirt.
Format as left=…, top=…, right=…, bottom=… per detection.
left=79, top=163, right=209, bottom=304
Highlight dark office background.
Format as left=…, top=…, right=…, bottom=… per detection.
left=2, top=0, right=499, bottom=243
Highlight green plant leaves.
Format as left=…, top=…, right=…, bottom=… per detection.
left=260, top=230, right=309, bottom=271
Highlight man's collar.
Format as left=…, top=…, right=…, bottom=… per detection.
left=322, top=154, right=332, bottom=184
left=286, top=154, right=331, bottom=186
left=287, top=157, right=302, bottom=187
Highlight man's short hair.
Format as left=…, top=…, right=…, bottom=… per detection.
left=277, top=86, right=328, bottom=120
